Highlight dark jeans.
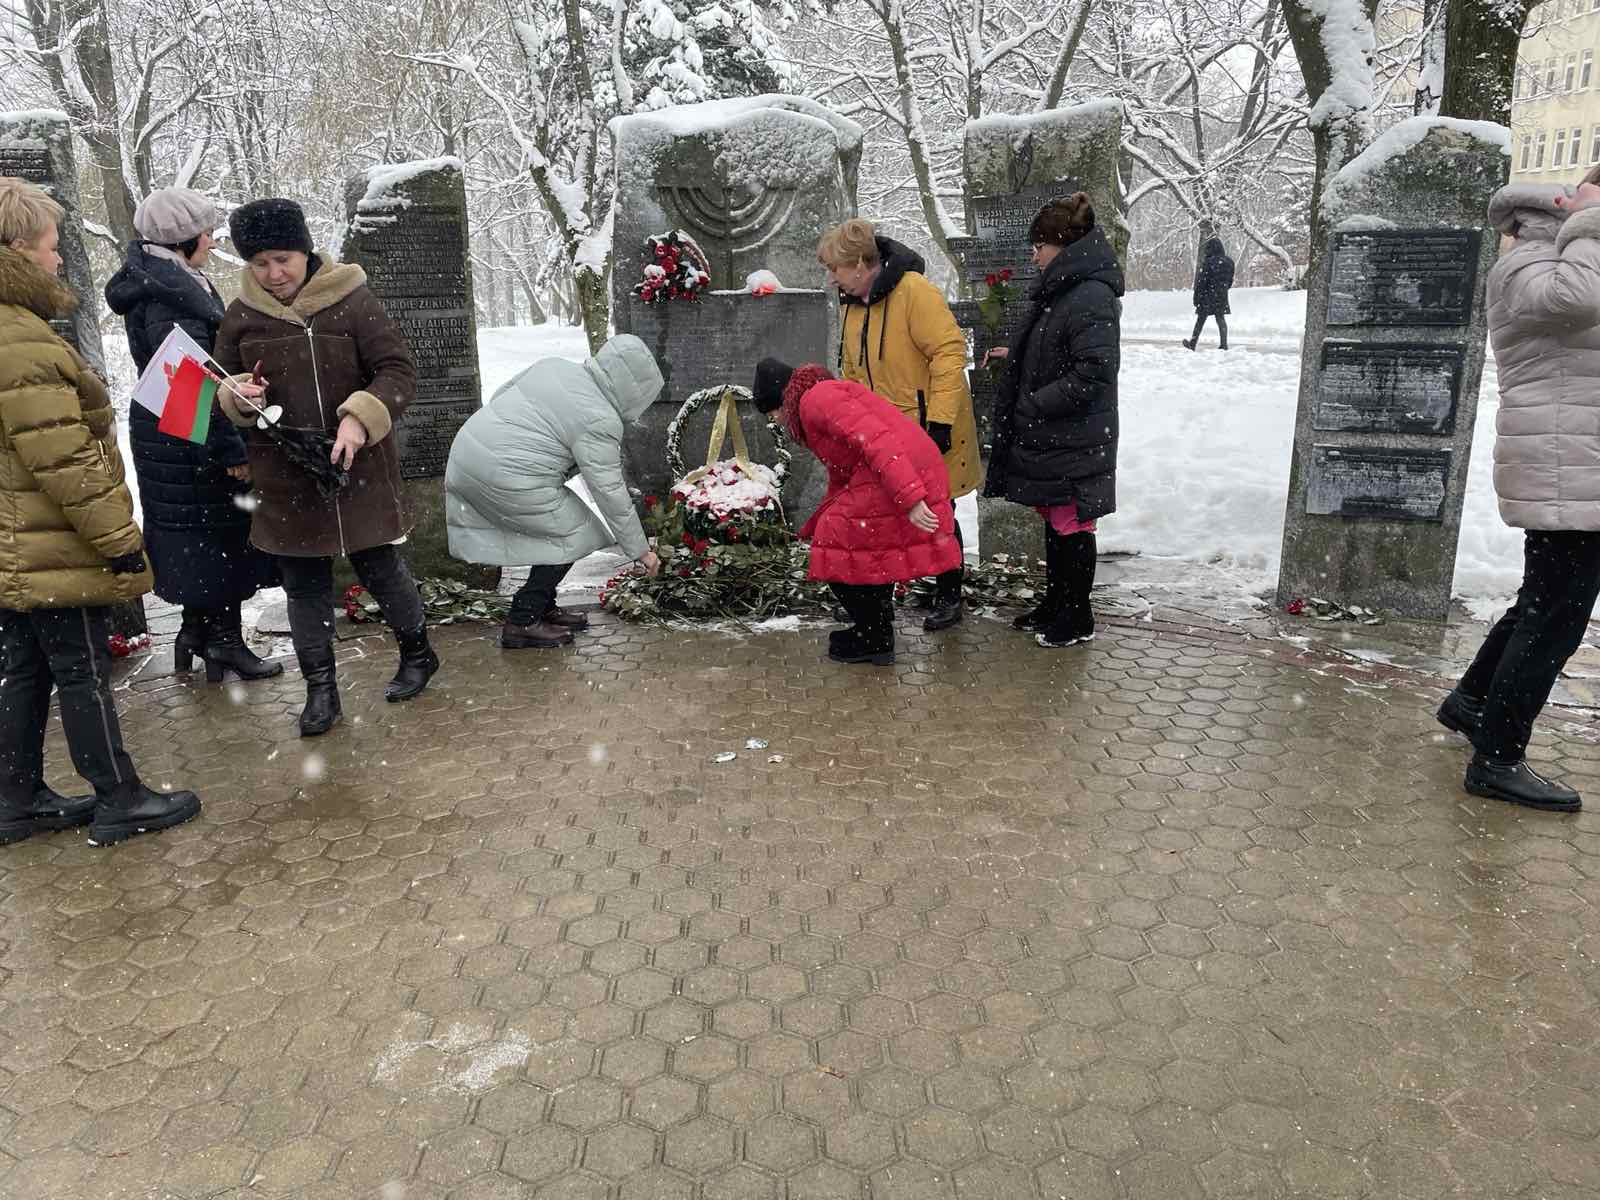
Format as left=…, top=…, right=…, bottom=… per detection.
left=1044, top=525, right=1097, bottom=634
left=0, top=606, right=137, bottom=803
left=508, top=564, right=574, bottom=626
left=1458, top=530, right=1600, bottom=761
left=935, top=500, right=964, bottom=605
left=1191, top=313, right=1227, bottom=347
left=831, top=583, right=895, bottom=648
left=279, top=544, right=425, bottom=655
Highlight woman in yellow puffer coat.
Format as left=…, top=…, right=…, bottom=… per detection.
left=0, top=176, right=199, bottom=848
left=820, top=218, right=979, bottom=632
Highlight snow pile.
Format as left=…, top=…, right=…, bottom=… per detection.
left=746, top=269, right=781, bottom=295
left=672, top=460, right=782, bottom=521
left=1328, top=117, right=1511, bottom=215
left=1302, top=0, right=1377, bottom=134
left=354, top=157, right=464, bottom=212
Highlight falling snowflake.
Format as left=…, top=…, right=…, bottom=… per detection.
left=302, top=753, right=327, bottom=781
left=711, top=751, right=737, bottom=764
left=589, top=744, right=608, bottom=764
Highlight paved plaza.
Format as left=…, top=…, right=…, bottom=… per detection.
left=4, top=608, right=1600, bottom=1200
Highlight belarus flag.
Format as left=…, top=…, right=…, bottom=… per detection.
left=131, top=324, right=220, bottom=444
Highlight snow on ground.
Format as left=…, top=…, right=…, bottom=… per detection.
left=108, top=294, right=1525, bottom=618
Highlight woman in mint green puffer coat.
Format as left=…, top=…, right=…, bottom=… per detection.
left=445, top=333, right=663, bottom=649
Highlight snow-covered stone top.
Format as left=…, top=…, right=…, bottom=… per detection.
left=611, top=94, right=863, bottom=152
left=965, top=99, right=1123, bottom=140
left=1326, top=116, right=1511, bottom=218
left=0, top=108, right=70, bottom=127
left=355, top=156, right=465, bottom=211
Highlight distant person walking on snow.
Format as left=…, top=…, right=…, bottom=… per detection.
left=1438, top=179, right=1600, bottom=813
left=819, top=218, right=979, bottom=632
left=445, top=334, right=664, bottom=649
left=1183, top=237, right=1233, bottom=351
left=751, top=359, right=959, bottom=666
left=981, top=193, right=1123, bottom=649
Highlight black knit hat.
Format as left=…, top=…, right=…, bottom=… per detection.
left=752, top=357, right=794, bottom=413
left=229, top=198, right=314, bottom=260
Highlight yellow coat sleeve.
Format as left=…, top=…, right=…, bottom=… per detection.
left=904, top=276, right=971, bottom=427
left=0, top=348, right=143, bottom=561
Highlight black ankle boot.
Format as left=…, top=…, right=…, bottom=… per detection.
left=1016, top=530, right=1064, bottom=631
left=202, top=606, right=284, bottom=682
left=88, top=782, right=202, bottom=847
left=385, top=626, right=439, bottom=702
left=1464, top=755, right=1581, bottom=812
left=297, top=647, right=342, bottom=736
left=1436, top=689, right=1483, bottom=738
left=0, top=784, right=98, bottom=845
left=173, top=608, right=208, bottom=674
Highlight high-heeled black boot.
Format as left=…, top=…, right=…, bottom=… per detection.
left=172, top=608, right=208, bottom=674
left=201, top=605, right=284, bottom=682
left=297, top=647, right=342, bottom=737
left=385, top=626, right=439, bottom=702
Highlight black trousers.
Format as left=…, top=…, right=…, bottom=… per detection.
left=935, top=500, right=964, bottom=605
left=508, top=563, right=574, bottom=626
left=831, top=583, right=895, bottom=648
left=0, top=606, right=137, bottom=803
left=1458, top=530, right=1600, bottom=761
left=1191, top=313, right=1228, bottom=347
left=279, top=544, right=425, bottom=656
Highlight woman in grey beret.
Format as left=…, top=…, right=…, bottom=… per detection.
left=105, top=186, right=281, bottom=684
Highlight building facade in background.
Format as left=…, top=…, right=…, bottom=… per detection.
left=1512, top=0, right=1600, bottom=181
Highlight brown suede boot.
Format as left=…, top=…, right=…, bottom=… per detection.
left=501, top=621, right=575, bottom=649
left=543, top=607, right=590, bottom=630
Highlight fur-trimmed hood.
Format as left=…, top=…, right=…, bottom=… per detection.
left=1489, top=183, right=1572, bottom=244
left=235, top=253, right=368, bottom=325
left=0, top=245, right=78, bottom=321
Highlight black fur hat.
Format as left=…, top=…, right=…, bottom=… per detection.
left=752, top=357, right=794, bottom=413
left=229, top=198, right=314, bottom=260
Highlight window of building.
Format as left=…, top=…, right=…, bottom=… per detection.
left=1555, top=128, right=1569, bottom=165
left=1585, top=51, right=1596, bottom=90
left=1522, top=134, right=1535, bottom=171
left=1591, top=127, right=1600, bottom=163
left=1573, top=127, right=1585, bottom=165
left=1537, top=131, right=1549, bottom=169
left=1549, top=57, right=1561, bottom=92
left=1566, top=54, right=1579, bottom=91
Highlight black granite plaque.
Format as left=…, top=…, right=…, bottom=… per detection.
left=1305, top=445, right=1451, bottom=521
left=1313, top=342, right=1464, bottom=434
left=1327, top=229, right=1479, bottom=327
left=0, top=140, right=86, bottom=353
left=342, top=183, right=481, bottom=481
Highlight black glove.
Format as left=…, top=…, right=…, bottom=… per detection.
left=107, top=552, right=146, bottom=575
left=926, top=422, right=953, bottom=454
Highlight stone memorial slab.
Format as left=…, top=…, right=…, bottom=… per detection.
left=957, top=100, right=1128, bottom=558
left=1313, top=342, right=1464, bottom=434
left=1327, top=229, right=1479, bottom=327
left=626, top=291, right=827, bottom=516
left=609, top=96, right=862, bottom=523
left=341, top=158, right=489, bottom=585
left=1304, top=445, right=1451, bottom=520
left=0, top=110, right=105, bottom=371
left=1276, top=118, right=1507, bottom=621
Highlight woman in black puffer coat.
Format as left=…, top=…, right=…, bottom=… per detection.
left=104, top=187, right=280, bottom=682
left=983, top=193, right=1124, bottom=649
left=1184, top=237, right=1234, bottom=350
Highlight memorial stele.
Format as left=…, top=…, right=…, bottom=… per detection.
left=1276, top=118, right=1508, bottom=622
left=609, top=95, right=863, bottom=519
left=340, top=157, right=488, bottom=584
left=949, top=100, right=1128, bottom=557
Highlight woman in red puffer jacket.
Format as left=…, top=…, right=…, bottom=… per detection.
left=752, top=358, right=960, bottom=665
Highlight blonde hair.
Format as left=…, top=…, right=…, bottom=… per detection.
left=0, top=177, right=64, bottom=247
left=817, top=218, right=880, bottom=269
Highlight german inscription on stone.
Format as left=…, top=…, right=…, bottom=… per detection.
left=342, top=161, right=481, bottom=481
left=1313, top=342, right=1464, bottom=435
left=1305, top=445, right=1451, bottom=521
left=1327, top=229, right=1479, bottom=327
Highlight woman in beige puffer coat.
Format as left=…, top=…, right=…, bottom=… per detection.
left=1440, top=178, right=1600, bottom=813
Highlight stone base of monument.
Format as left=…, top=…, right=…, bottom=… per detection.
left=624, top=292, right=830, bottom=522
left=107, top=599, right=148, bottom=639
left=402, top=478, right=498, bottom=591
left=977, top=498, right=1042, bottom=563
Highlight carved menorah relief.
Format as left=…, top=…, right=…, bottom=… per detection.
left=657, top=182, right=799, bottom=282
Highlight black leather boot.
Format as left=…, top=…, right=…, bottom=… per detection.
left=385, top=626, right=439, bottom=702
left=87, top=782, right=202, bottom=847
left=1464, top=755, right=1581, bottom=812
left=297, top=647, right=342, bottom=736
left=201, top=605, right=284, bottom=682
left=172, top=607, right=208, bottom=674
left=1015, top=529, right=1063, bottom=631
left=0, top=784, right=97, bottom=845
left=1436, top=689, right=1483, bottom=738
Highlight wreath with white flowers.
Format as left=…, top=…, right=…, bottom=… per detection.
left=665, top=385, right=790, bottom=486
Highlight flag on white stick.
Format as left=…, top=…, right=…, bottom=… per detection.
left=130, top=324, right=215, bottom=419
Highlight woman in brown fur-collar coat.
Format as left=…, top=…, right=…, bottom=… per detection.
left=214, top=198, right=438, bottom=738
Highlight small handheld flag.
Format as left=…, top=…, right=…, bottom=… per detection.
left=131, top=326, right=226, bottom=444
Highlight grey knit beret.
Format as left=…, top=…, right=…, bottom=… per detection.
left=133, top=187, right=221, bottom=246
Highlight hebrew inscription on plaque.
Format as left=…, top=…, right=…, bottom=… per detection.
left=1313, top=342, right=1465, bottom=435
left=1305, top=445, right=1451, bottom=521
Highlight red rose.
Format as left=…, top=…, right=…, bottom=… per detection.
left=1000, top=268, right=1013, bottom=281
left=681, top=532, right=693, bottom=545
left=644, top=495, right=659, bottom=507
left=985, top=273, right=997, bottom=287
left=107, top=633, right=130, bottom=658
left=1285, top=598, right=1305, bottom=615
